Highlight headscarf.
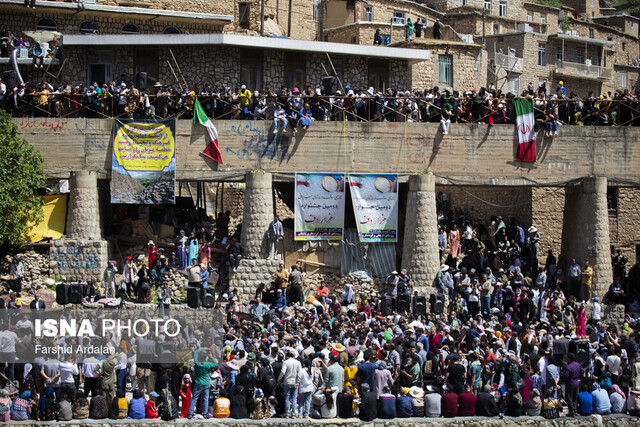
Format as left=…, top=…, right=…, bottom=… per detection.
left=611, top=384, right=626, bottom=399
left=341, top=284, right=354, bottom=304
left=20, top=391, right=30, bottom=400
left=182, top=374, right=192, bottom=384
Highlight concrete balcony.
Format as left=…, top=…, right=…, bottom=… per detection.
left=554, top=60, right=613, bottom=80
left=491, top=52, right=524, bottom=73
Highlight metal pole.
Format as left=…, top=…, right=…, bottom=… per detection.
left=482, top=9, right=486, bottom=46
left=326, top=53, right=346, bottom=94
left=288, top=0, right=292, bottom=37
left=261, top=0, right=265, bottom=36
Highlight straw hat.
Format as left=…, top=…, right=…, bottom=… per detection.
left=440, top=264, right=449, bottom=272
left=332, top=342, right=346, bottom=352
left=409, top=386, right=425, bottom=398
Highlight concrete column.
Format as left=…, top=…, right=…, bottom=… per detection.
left=241, top=171, right=273, bottom=259
left=560, top=177, right=613, bottom=298
left=401, top=173, right=440, bottom=296
left=66, top=170, right=101, bottom=239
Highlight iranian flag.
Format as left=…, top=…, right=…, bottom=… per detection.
left=514, top=98, right=536, bottom=162
left=194, top=98, right=224, bottom=164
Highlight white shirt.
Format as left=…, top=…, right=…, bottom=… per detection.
left=81, top=360, right=99, bottom=378
left=59, top=361, right=78, bottom=384
left=592, top=302, right=601, bottom=320
left=0, top=82, right=5, bottom=100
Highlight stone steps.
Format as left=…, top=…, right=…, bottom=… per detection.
left=229, top=258, right=283, bottom=296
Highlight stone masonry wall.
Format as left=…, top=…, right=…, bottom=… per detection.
left=0, top=8, right=221, bottom=39
left=531, top=186, right=565, bottom=264
left=229, top=259, right=281, bottom=297
left=436, top=185, right=533, bottom=226
left=49, top=239, right=108, bottom=282
left=241, top=172, right=274, bottom=259
left=411, top=45, right=486, bottom=91
left=608, top=186, right=640, bottom=264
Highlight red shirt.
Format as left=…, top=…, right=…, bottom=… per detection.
left=458, top=391, right=477, bottom=416
left=441, top=392, right=459, bottom=417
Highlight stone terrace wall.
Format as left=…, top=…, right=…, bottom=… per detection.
left=437, top=185, right=533, bottom=225
left=15, top=119, right=640, bottom=185
left=609, top=186, right=640, bottom=263
left=531, top=186, right=566, bottom=263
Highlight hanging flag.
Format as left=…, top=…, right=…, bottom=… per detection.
left=194, top=98, right=223, bottom=164
left=514, top=98, right=536, bottom=162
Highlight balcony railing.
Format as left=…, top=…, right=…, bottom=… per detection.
left=492, top=52, right=523, bottom=73
left=554, top=60, right=613, bottom=80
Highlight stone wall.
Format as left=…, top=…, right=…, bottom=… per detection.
left=531, top=186, right=565, bottom=263
left=0, top=7, right=221, bottom=39
left=609, top=186, right=640, bottom=263
left=49, top=239, right=109, bottom=282
left=229, top=259, right=281, bottom=296
left=241, top=171, right=273, bottom=259
left=436, top=185, right=533, bottom=226
left=410, top=44, right=486, bottom=91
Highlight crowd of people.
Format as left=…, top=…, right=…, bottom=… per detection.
left=1, top=199, right=640, bottom=422
left=2, top=73, right=639, bottom=130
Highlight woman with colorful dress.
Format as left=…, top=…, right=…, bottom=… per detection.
left=176, top=230, right=188, bottom=271
left=199, top=242, right=211, bottom=268
left=187, top=232, right=199, bottom=267
left=448, top=224, right=461, bottom=259
left=576, top=303, right=587, bottom=337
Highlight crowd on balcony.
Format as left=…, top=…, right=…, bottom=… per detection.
left=1, top=76, right=639, bottom=130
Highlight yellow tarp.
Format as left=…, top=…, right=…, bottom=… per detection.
left=28, top=195, right=67, bottom=242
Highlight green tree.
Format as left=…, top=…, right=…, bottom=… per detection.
left=0, top=109, right=45, bottom=249
left=616, top=0, right=640, bottom=15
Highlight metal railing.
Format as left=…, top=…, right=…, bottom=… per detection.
left=4, top=93, right=640, bottom=127
left=554, top=60, right=613, bottom=79
left=492, top=52, right=524, bottom=73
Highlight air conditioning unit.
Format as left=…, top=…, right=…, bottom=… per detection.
left=518, top=23, right=532, bottom=33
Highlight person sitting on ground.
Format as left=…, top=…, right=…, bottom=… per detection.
left=128, top=390, right=146, bottom=419
left=72, top=392, right=90, bottom=419
left=145, top=391, right=159, bottom=419
left=378, top=386, right=396, bottom=419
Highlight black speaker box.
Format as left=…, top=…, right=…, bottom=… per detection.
left=56, top=284, right=70, bottom=306
left=135, top=71, right=147, bottom=91
left=414, top=296, right=427, bottom=316
left=69, top=282, right=83, bottom=304
left=322, top=76, right=338, bottom=96
left=397, top=293, right=411, bottom=313
left=202, top=289, right=215, bottom=308
left=381, top=295, right=393, bottom=316
left=187, top=286, right=201, bottom=308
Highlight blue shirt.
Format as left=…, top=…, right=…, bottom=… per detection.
left=578, top=391, right=592, bottom=415
left=592, top=388, right=612, bottom=414
left=129, top=397, right=145, bottom=419
left=274, top=295, right=287, bottom=309
left=396, top=395, right=413, bottom=417
left=357, top=362, right=377, bottom=389
left=379, top=393, right=397, bottom=419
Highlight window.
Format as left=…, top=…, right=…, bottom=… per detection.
left=526, top=12, right=532, bottom=22
left=438, top=54, right=453, bottom=87
left=622, top=42, right=626, bottom=51
left=285, top=52, right=306, bottom=92
left=493, top=24, right=500, bottom=34
left=556, top=47, right=563, bottom=60
left=607, top=186, right=618, bottom=216
left=393, top=11, right=406, bottom=24
left=508, top=76, right=519, bottom=94
left=620, top=71, right=628, bottom=88
left=577, top=48, right=584, bottom=63
left=499, top=0, right=506, bottom=17
left=163, top=26, right=180, bottom=34
left=459, top=0, right=467, bottom=5
left=484, top=0, right=491, bottom=10
left=240, top=49, right=263, bottom=91
left=368, top=59, right=389, bottom=92
left=540, top=14, right=546, bottom=23
left=589, top=28, right=594, bottom=38
left=313, top=0, right=319, bottom=22
left=79, top=21, right=99, bottom=34
left=538, top=43, right=546, bottom=66
left=239, top=3, right=250, bottom=29
left=36, top=17, right=57, bottom=32
left=121, top=23, right=140, bottom=34
left=365, top=5, right=373, bottom=22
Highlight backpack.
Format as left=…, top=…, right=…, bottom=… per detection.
left=257, top=365, right=276, bottom=395
left=161, top=396, right=179, bottom=421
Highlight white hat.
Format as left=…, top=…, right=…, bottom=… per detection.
left=147, top=240, right=155, bottom=246
left=528, top=226, right=537, bottom=233
left=440, top=264, right=449, bottom=272
left=409, top=386, right=425, bottom=398
left=391, top=270, right=398, bottom=275
left=241, top=84, right=246, bottom=89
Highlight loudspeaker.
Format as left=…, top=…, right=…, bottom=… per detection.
left=322, top=76, right=338, bottom=96
left=571, top=340, right=590, bottom=368
left=135, top=71, right=147, bottom=91
left=431, top=293, right=444, bottom=315
left=202, top=289, right=215, bottom=308
left=381, top=295, right=393, bottom=316
left=414, top=296, right=427, bottom=316
left=187, top=287, right=201, bottom=308
left=56, top=284, right=69, bottom=306
left=69, top=282, right=83, bottom=304
left=2, top=71, right=18, bottom=91
left=397, top=293, right=411, bottom=313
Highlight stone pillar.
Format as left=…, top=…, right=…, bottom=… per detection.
left=560, top=177, right=613, bottom=298
left=241, top=171, right=273, bottom=259
left=401, top=173, right=440, bottom=296
left=66, top=170, right=101, bottom=239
